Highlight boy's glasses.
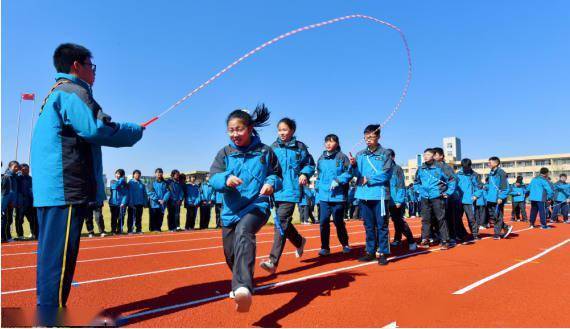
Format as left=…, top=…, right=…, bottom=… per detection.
left=83, top=62, right=97, bottom=73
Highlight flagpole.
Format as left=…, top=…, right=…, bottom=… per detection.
left=28, top=95, right=36, bottom=165
left=15, top=96, right=23, bottom=161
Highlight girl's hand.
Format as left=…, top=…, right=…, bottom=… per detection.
left=226, top=175, right=243, bottom=188
left=259, top=184, right=274, bottom=196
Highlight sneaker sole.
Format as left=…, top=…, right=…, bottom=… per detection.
left=260, top=263, right=276, bottom=274
left=234, top=290, right=252, bottom=313
left=296, top=237, right=307, bottom=258
left=503, top=226, right=513, bottom=239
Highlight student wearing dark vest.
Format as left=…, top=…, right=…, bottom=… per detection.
left=31, top=43, right=143, bottom=325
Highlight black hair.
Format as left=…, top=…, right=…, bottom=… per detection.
left=20, top=163, right=29, bottom=168
left=423, top=148, right=434, bottom=154
left=155, top=168, right=164, bottom=174
left=433, top=147, right=444, bottom=156
left=179, top=173, right=186, bottom=183
left=485, top=176, right=489, bottom=183
left=324, top=134, right=341, bottom=151
left=386, top=148, right=395, bottom=158
left=115, top=169, right=125, bottom=178
left=53, top=43, right=92, bottom=74
left=516, top=175, right=523, bottom=183
left=540, top=167, right=549, bottom=175
left=561, top=173, right=567, bottom=178
left=277, top=117, right=296, bottom=132
left=461, top=158, right=472, bottom=168
left=489, top=156, right=501, bottom=164
left=227, top=103, right=271, bottom=136
left=363, top=124, right=381, bottom=136
left=133, top=169, right=141, bottom=176
left=171, top=169, right=180, bottom=177
left=8, top=160, right=19, bottom=168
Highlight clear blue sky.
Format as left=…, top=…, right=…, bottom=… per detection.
left=2, top=0, right=569, bottom=179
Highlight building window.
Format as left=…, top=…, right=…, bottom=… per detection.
left=535, top=159, right=551, bottom=166
left=553, top=158, right=570, bottom=165
left=502, top=162, right=514, bottom=168
left=521, top=172, right=534, bottom=178
left=517, top=161, right=532, bottom=167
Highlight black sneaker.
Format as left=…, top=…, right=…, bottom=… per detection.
left=493, top=235, right=501, bottom=240
left=378, top=254, right=389, bottom=266
left=440, top=243, right=450, bottom=250
left=420, top=239, right=430, bottom=248
left=358, top=253, right=376, bottom=262
left=473, top=235, right=482, bottom=241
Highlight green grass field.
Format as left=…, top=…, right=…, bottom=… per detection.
left=6, top=203, right=308, bottom=239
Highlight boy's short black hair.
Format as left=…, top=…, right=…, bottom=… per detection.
left=516, top=175, right=523, bottom=183
left=115, top=169, right=125, bottom=177
left=433, top=147, right=444, bottom=156
left=53, top=43, right=92, bottom=74
left=363, top=124, right=381, bottom=136
left=20, top=163, right=29, bottom=169
left=423, top=148, right=434, bottom=154
left=489, top=156, right=501, bottom=164
left=539, top=167, right=549, bottom=175
left=133, top=169, right=141, bottom=176
left=561, top=173, right=567, bottom=178
left=461, top=158, right=472, bottom=168
left=155, top=168, right=164, bottom=174
left=8, top=160, right=19, bottom=169
left=171, top=169, right=180, bottom=176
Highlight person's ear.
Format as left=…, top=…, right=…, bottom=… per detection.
left=70, top=60, right=81, bottom=74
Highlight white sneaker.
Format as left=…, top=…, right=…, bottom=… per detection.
left=260, top=260, right=276, bottom=274
left=100, top=232, right=107, bottom=237
left=296, top=237, right=307, bottom=258
left=375, top=250, right=380, bottom=258
left=342, top=246, right=351, bottom=254
left=411, top=216, right=416, bottom=218
left=318, top=249, right=330, bottom=257
left=229, top=290, right=235, bottom=299
left=88, top=233, right=94, bottom=238
left=478, top=226, right=486, bottom=230
left=234, top=287, right=252, bottom=313
left=409, top=242, right=417, bottom=251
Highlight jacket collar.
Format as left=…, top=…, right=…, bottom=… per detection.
left=276, top=136, right=297, bottom=148
left=229, top=135, right=262, bottom=154
left=55, top=73, right=92, bottom=92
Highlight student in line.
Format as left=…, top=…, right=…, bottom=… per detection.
left=209, top=105, right=282, bottom=312
left=485, top=157, right=514, bottom=240
left=128, top=169, right=147, bottom=234
left=260, top=118, right=314, bottom=274
left=509, top=176, right=528, bottom=222
left=148, top=168, right=170, bottom=232
left=109, top=169, right=129, bottom=234
left=349, top=125, right=394, bottom=264
left=16, top=163, right=38, bottom=240
left=166, top=169, right=184, bottom=232
left=199, top=175, right=215, bottom=229
left=316, top=134, right=352, bottom=257
left=433, top=147, right=461, bottom=245
left=184, top=175, right=200, bottom=230
left=551, top=173, right=569, bottom=223
left=528, top=167, right=554, bottom=229
left=455, top=158, right=482, bottom=242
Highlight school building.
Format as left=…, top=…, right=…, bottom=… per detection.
left=402, top=137, right=570, bottom=185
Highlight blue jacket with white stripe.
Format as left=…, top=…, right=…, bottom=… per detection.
left=352, top=146, right=394, bottom=202
left=271, top=137, right=315, bottom=203
left=316, top=149, right=353, bottom=203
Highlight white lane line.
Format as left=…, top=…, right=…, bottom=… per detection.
left=2, top=226, right=534, bottom=296
left=1, top=230, right=366, bottom=271
left=1, top=222, right=368, bottom=256
left=0, top=221, right=369, bottom=248
left=452, top=238, right=570, bottom=295
left=1, top=239, right=369, bottom=295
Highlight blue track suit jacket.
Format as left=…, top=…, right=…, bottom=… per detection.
left=31, top=74, right=143, bottom=207
left=352, top=146, right=394, bottom=202
left=486, top=167, right=510, bottom=203
left=271, top=137, right=315, bottom=203
left=389, top=164, right=406, bottom=206
left=553, top=181, right=570, bottom=203
left=148, top=180, right=170, bottom=209
left=209, top=135, right=283, bottom=227
left=199, top=182, right=215, bottom=206
left=414, top=162, right=454, bottom=200
left=456, top=169, right=482, bottom=205
left=167, top=179, right=184, bottom=206
left=509, top=184, right=528, bottom=203
left=528, top=176, right=554, bottom=202
left=184, top=183, right=200, bottom=207
left=109, top=177, right=129, bottom=206
left=316, top=149, right=353, bottom=203
left=128, top=179, right=148, bottom=207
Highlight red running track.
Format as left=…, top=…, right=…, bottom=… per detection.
left=2, top=211, right=569, bottom=327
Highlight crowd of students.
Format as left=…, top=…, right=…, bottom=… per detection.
left=8, top=43, right=570, bottom=323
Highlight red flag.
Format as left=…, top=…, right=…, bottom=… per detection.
left=21, top=93, right=35, bottom=101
